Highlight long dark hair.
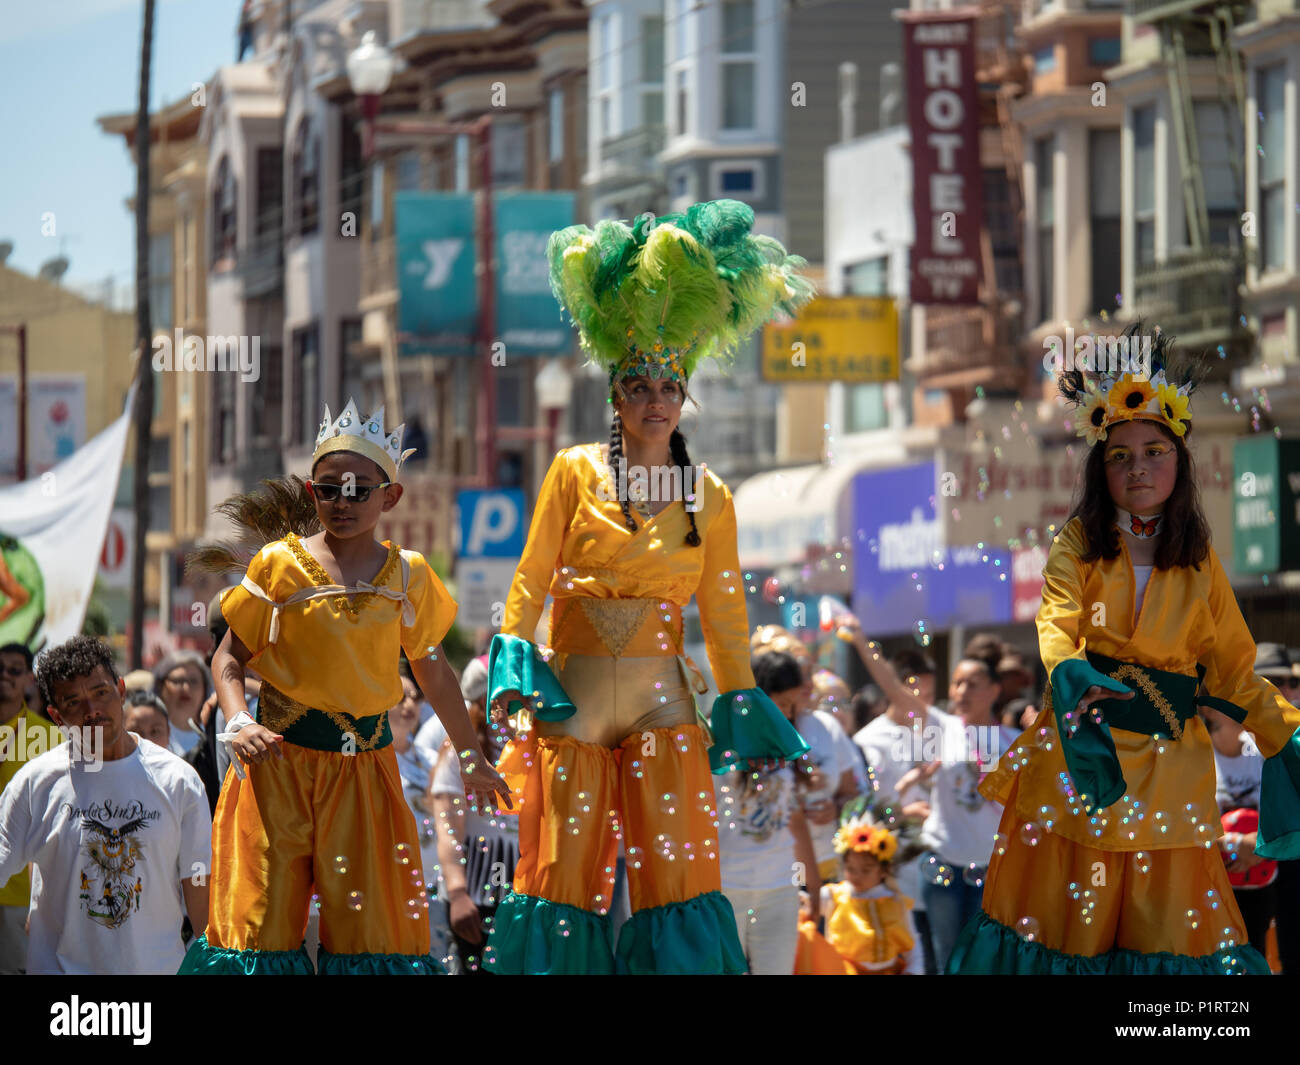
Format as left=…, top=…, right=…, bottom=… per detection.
left=1069, top=420, right=1211, bottom=570
left=607, top=407, right=702, bottom=548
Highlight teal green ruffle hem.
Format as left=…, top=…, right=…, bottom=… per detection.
left=488, top=634, right=576, bottom=720
left=316, top=945, right=445, bottom=975
left=1258, top=726, right=1300, bottom=860
left=482, top=891, right=615, bottom=974
left=177, top=934, right=315, bottom=975
left=947, top=911, right=1271, bottom=975
left=615, top=890, right=747, bottom=974
left=707, top=688, right=810, bottom=773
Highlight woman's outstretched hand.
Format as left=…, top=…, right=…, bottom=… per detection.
left=232, top=722, right=284, bottom=766
left=1075, top=684, right=1135, bottom=721
left=458, top=751, right=514, bottom=811
left=490, top=689, right=532, bottom=716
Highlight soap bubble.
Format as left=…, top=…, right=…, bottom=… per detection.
left=348, top=890, right=365, bottom=912
left=333, top=855, right=349, bottom=876
left=1015, top=916, right=1041, bottom=942
left=1018, top=822, right=1042, bottom=848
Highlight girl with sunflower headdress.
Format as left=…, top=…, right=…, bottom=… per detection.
left=484, top=200, right=815, bottom=974
left=795, top=800, right=923, bottom=975
left=948, top=323, right=1300, bottom=975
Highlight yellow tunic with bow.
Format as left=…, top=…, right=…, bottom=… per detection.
left=182, top=534, right=458, bottom=973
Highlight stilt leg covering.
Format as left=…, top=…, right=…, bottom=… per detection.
left=484, top=735, right=620, bottom=974
left=948, top=912, right=1270, bottom=975
left=315, top=945, right=446, bottom=975
left=615, top=891, right=747, bottom=974
left=178, top=933, right=315, bottom=975
left=617, top=725, right=746, bottom=974
left=484, top=892, right=616, bottom=974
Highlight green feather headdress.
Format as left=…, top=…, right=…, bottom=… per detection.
left=547, top=199, right=815, bottom=394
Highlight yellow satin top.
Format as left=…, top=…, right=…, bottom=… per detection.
left=221, top=534, right=457, bottom=719
left=983, top=517, right=1300, bottom=851
left=503, top=443, right=756, bottom=694
left=825, top=882, right=915, bottom=967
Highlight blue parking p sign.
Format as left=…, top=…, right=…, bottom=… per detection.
left=456, top=489, right=525, bottom=558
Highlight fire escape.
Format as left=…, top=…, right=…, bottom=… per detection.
left=1128, top=0, right=1253, bottom=359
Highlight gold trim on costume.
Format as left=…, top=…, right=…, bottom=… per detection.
left=578, top=598, right=654, bottom=657
left=1107, top=663, right=1182, bottom=739
left=259, top=683, right=310, bottom=733
left=284, top=532, right=400, bottom=616
left=257, top=683, right=390, bottom=751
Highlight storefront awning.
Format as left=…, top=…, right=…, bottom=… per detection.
left=733, top=460, right=867, bottom=570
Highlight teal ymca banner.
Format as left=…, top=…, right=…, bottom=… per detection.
left=395, top=192, right=478, bottom=356
left=394, top=191, right=575, bottom=357
left=494, top=192, right=574, bottom=354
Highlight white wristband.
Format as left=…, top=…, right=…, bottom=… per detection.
left=216, top=711, right=256, bottom=779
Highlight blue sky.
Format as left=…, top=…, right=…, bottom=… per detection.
left=0, top=0, right=238, bottom=288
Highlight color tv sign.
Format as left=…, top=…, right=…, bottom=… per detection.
left=902, top=11, right=984, bottom=305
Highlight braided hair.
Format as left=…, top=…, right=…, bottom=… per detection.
left=608, top=409, right=638, bottom=533
left=669, top=428, right=702, bottom=547
left=606, top=407, right=704, bottom=548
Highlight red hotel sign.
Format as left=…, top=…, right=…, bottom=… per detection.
left=902, top=11, right=984, bottom=305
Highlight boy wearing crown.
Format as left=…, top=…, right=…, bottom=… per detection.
left=179, top=401, right=510, bottom=975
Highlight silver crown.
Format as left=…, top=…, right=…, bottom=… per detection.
left=314, top=398, right=416, bottom=474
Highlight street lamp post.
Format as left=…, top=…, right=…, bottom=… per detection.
left=535, top=359, right=574, bottom=458
left=347, top=31, right=498, bottom=488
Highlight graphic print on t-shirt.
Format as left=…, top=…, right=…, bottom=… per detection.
left=736, top=772, right=790, bottom=844
left=62, top=799, right=159, bottom=930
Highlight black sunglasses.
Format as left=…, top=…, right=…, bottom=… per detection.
left=308, top=480, right=394, bottom=503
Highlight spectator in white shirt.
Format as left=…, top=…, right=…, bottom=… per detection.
left=0, top=636, right=211, bottom=974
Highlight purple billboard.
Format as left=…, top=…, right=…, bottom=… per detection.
left=851, top=462, right=1011, bottom=636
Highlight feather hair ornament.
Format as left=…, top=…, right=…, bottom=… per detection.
left=186, top=476, right=321, bottom=578
left=547, top=199, right=815, bottom=393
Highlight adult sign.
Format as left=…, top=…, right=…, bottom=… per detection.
left=902, top=11, right=984, bottom=304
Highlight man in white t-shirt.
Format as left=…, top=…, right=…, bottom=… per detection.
left=0, top=635, right=211, bottom=975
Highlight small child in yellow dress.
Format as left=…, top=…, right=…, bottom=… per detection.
left=797, top=815, right=921, bottom=974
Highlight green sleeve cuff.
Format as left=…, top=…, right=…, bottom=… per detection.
left=1050, top=657, right=1132, bottom=813
left=706, top=687, right=810, bottom=773
left=1257, top=727, right=1300, bottom=860
left=487, top=634, right=576, bottom=721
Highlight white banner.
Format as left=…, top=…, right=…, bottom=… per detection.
left=0, top=395, right=132, bottom=653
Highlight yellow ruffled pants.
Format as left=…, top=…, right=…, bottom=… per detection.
left=503, top=653, right=720, bottom=913
left=204, top=741, right=432, bottom=959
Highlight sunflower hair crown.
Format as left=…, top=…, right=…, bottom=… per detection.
left=312, top=398, right=416, bottom=482
left=834, top=817, right=898, bottom=863
left=546, top=199, right=815, bottom=394
left=1056, top=324, right=1205, bottom=446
